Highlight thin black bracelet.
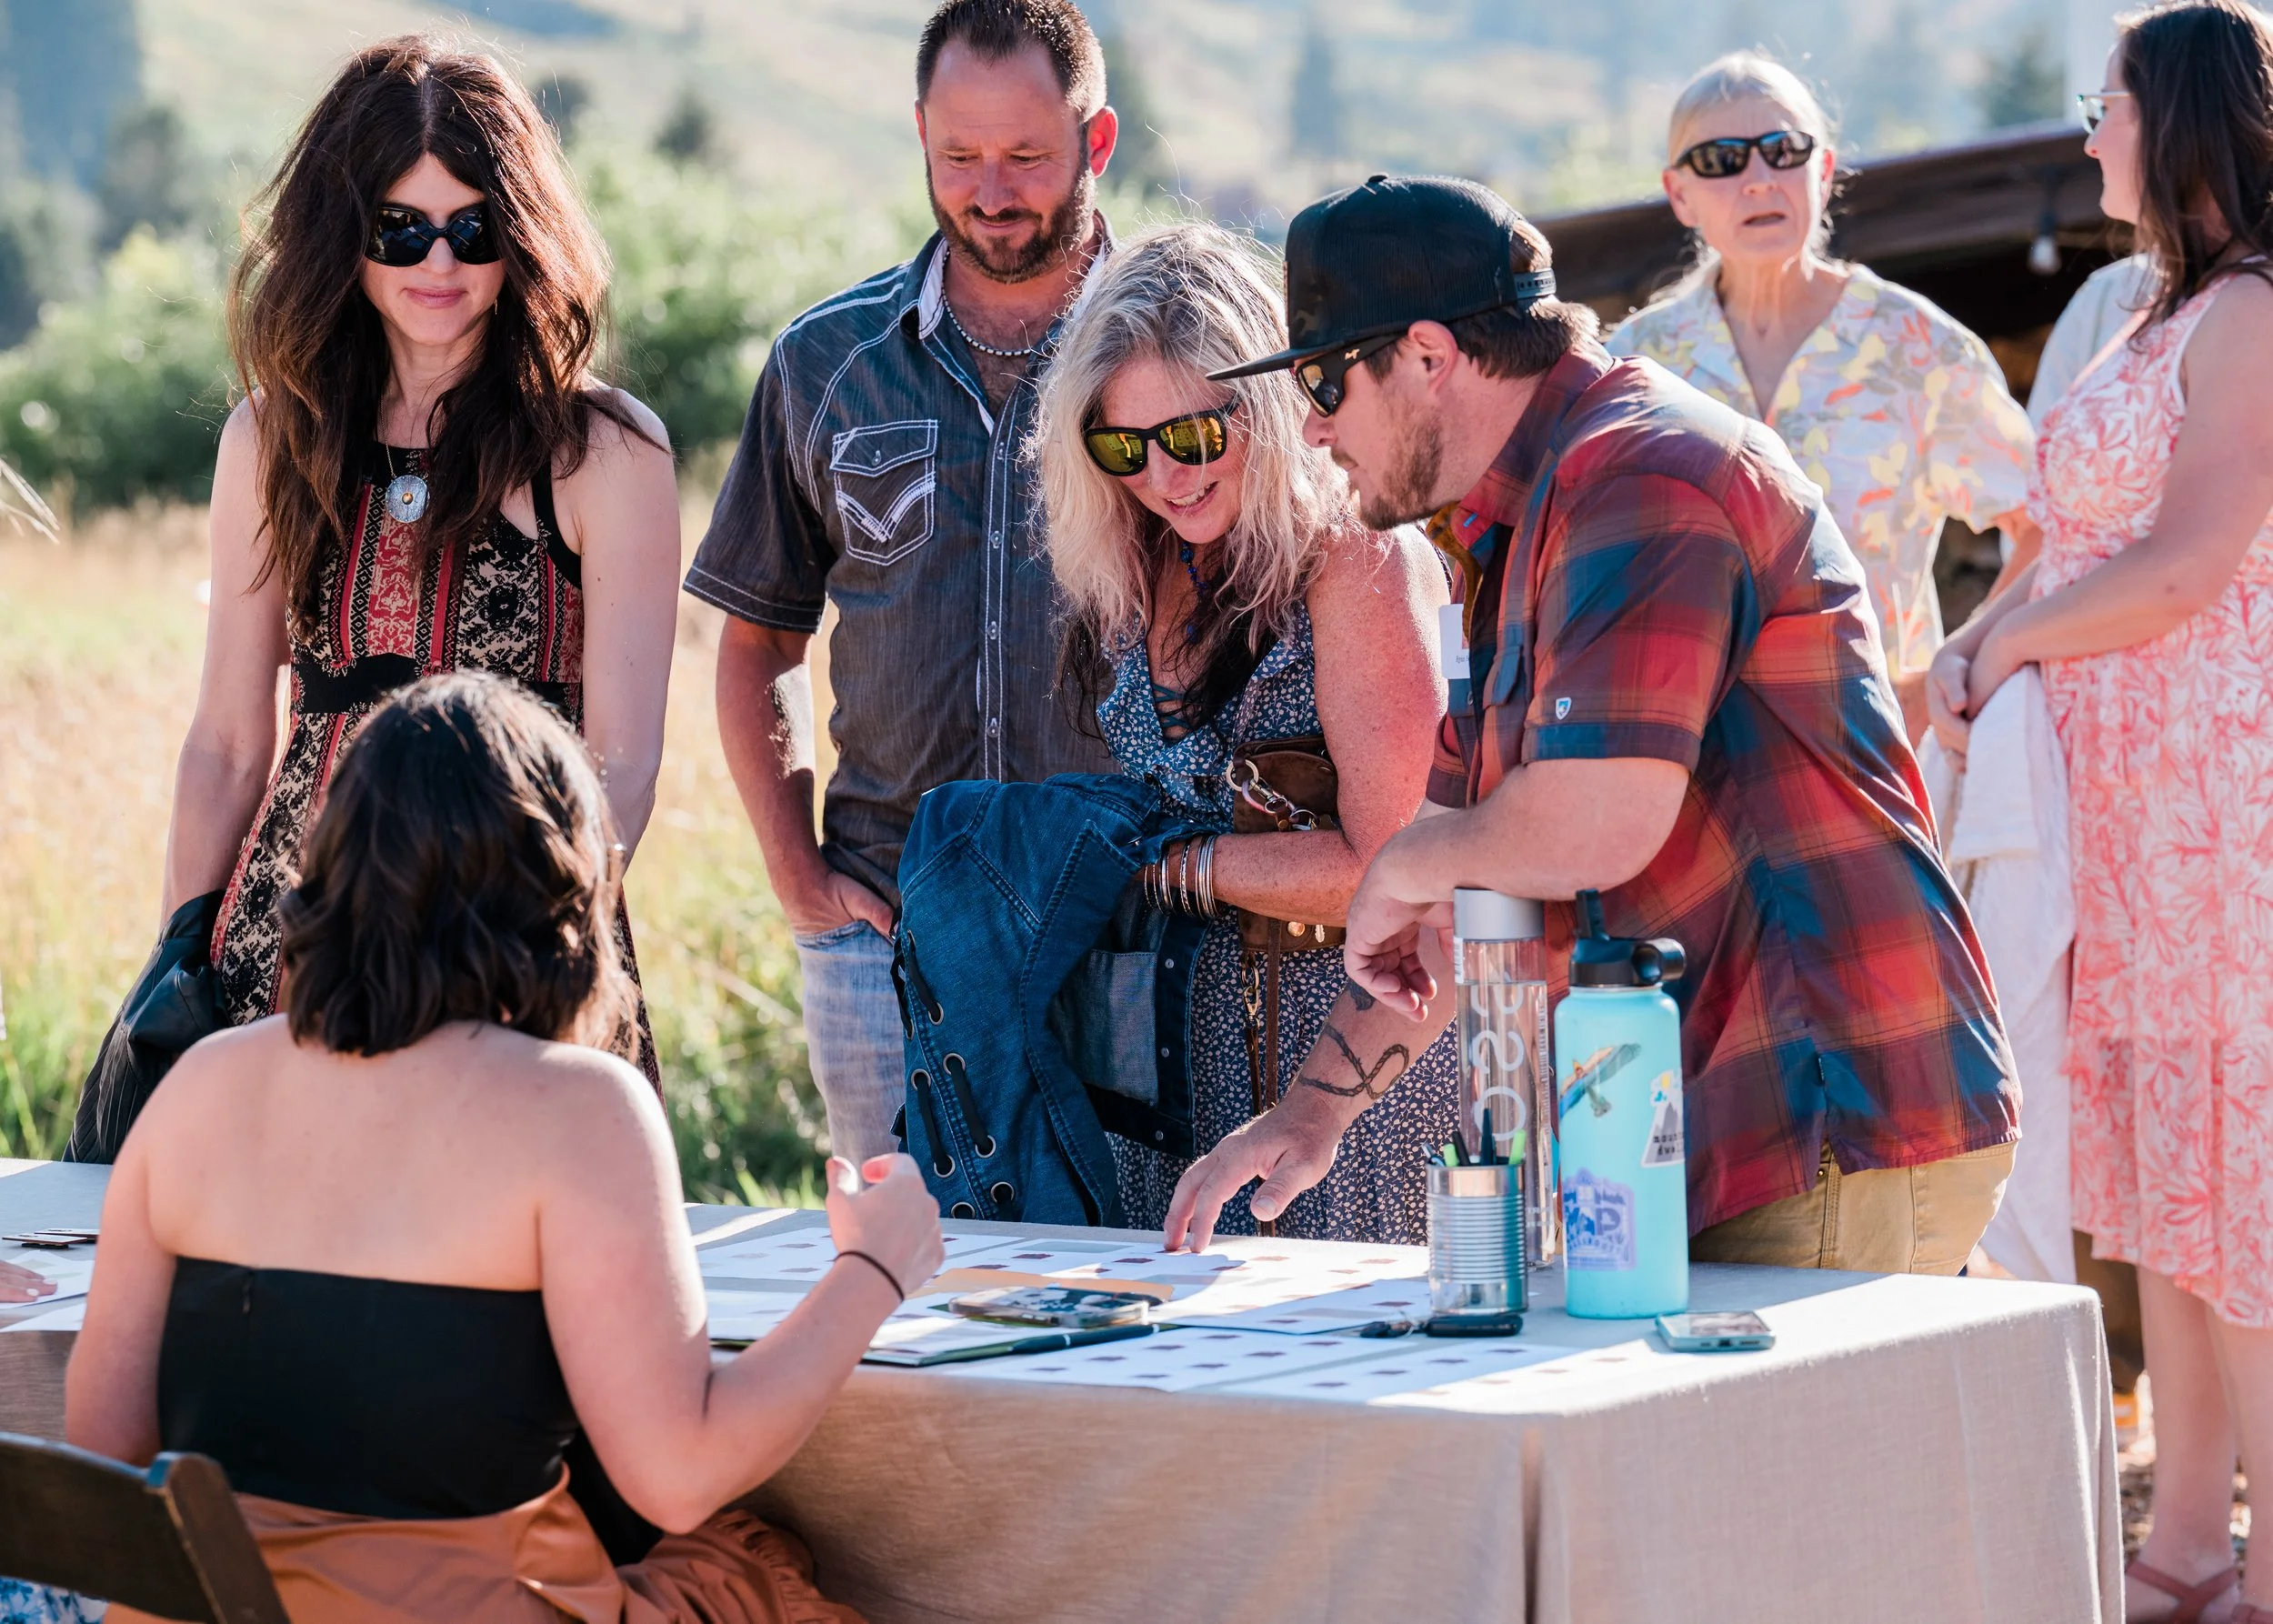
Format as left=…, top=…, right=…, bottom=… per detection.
left=836, top=1248, right=905, bottom=1303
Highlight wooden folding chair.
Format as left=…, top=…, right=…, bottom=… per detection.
left=0, top=1431, right=285, bottom=1622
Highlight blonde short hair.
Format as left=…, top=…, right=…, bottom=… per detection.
left=1036, top=222, right=1349, bottom=660
left=1667, top=51, right=1836, bottom=160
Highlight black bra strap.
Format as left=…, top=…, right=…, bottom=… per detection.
left=532, top=465, right=560, bottom=539
left=531, top=465, right=582, bottom=588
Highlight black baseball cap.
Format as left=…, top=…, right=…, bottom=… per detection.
left=1211, top=174, right=1557, bottom=380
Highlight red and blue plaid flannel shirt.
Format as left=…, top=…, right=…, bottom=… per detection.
left=1432, top=345, right=2017, bottom=1233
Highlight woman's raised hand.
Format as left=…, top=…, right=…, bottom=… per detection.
left=824, top=1154, right=944, bottom=1301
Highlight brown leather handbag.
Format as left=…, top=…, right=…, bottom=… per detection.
left=1223, top=737, right=1346, bottom=1237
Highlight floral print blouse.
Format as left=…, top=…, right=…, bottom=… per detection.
left=1606, top=265, right=2034, bottom=678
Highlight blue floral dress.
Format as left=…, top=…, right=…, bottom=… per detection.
left=1097, top=602, right=1458, bottom=1244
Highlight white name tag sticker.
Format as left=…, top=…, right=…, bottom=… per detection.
left=1438, top=602, right=1469, bottom=682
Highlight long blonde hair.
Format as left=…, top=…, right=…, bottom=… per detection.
left=1036, top=222, right=1349, bottom=725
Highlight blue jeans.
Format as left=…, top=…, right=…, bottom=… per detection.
left=793, top=920, right=906, bottom=1162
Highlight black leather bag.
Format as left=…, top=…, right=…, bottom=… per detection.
left=65, top=889, right=225, bottom=1164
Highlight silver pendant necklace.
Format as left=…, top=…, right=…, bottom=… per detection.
left=383, top=445, right=429, bottom=525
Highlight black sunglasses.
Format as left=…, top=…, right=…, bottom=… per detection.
left=1296, top=332, right=1403, bottom=416
left=366, top=203, right=502, bottom=267
left=1084, top=400, right=1240, bottom=476
left=1673, top=128, right=1817, bottom=179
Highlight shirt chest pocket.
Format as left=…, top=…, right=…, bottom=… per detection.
left=829, top=419, right=937, bottom=566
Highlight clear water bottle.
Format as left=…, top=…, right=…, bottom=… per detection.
left=1451, top=889, right=1557, bottom=1266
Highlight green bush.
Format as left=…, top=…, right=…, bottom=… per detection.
left=0, top=230, right=230, bottom=510
left=579, top=146, right=926, bottom=451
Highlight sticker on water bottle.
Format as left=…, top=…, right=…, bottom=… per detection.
left=1641, top=1071, right=1685, bottom=1168
left=1562, top=1168, right=1637, bottom=1271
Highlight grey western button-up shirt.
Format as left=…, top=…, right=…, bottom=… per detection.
left=685, top=231, right=1116, bottom=907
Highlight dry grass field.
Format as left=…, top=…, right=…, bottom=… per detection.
left=0, top=496, right=828, bottom=1204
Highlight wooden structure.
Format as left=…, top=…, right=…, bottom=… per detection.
left=0, top=1432, right=288, bottom=1622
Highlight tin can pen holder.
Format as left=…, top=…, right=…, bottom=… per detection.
left=1427, top=1162, right=1527, bottom=1335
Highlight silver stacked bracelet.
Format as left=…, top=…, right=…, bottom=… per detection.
left=1144, top=836, right=1220, bottom=919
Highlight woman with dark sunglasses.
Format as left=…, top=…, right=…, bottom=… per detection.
left=1034, top=222, right=1458, bottom=1246
left=1606, top=51, right=2038, bottom=743
left=136, top=36, right=678, bottom=1098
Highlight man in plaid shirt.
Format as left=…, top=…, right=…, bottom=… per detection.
left=1167, top=175, right=2017, bottom=1268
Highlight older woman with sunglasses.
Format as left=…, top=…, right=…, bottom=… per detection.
left=1036, top=222, right=1459, bottom=1245
left=1607, top=52, right=2038, bottom=739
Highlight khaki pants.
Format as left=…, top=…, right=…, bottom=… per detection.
left=1689, top=1140, right=2016, bottom=1276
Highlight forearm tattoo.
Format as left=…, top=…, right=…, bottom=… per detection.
left=1298, top=1022, right=1411, bottom=1101
left=1347, top=978, right=1377, bottom=1012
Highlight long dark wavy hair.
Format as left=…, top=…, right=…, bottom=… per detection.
left=229, top=35, right=649, bottom=637
left=279, top=672, right=636, bottom=1058
left=2118, top=0, right=2273, bottom=325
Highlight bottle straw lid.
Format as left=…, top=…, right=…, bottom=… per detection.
left=1568, top=889, right=1687, bottom=987
left=1452, top=888, right=1544, bottom=940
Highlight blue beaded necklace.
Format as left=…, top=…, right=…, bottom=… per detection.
left=1178, top=538, right=1220, bottom=643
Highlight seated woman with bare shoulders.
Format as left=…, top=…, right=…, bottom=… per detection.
left=65, top=673, right=942, bottom=1621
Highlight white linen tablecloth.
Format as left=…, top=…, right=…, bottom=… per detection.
left=0, top=1161, right=2120, bottom=1622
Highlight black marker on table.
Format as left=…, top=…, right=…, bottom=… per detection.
left=922, top=1322, right=1159, bottom=1366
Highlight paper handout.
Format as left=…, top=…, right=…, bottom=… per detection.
left=704, top=1288, right=808, bottom=1345
left=0, top=1254, right=94, bottom=1304
left=0, top=1299, right=86, bottom=1333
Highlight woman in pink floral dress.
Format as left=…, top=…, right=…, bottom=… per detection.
left=1929, top=5, right=2273, bottom=1618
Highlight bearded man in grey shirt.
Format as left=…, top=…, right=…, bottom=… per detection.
left=684, top=0, right=1119, bottom=1158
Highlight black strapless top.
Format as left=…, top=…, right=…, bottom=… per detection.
left=157, top=1258, right=578, bottom=1519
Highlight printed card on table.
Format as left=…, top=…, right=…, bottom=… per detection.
left=938, top=1328, right=1379, bottom=1392
left=1227, top=1339, right=1565, bottom=1402
left=1168, top=1275, right=1434, bottom=1334
left=696, top=1226, right=1020, bottom=1284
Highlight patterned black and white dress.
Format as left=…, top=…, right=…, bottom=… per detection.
left=1097, top=601, right=1457, bottom=1244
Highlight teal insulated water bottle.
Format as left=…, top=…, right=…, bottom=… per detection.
left=1554, top=891, right=1689, bottom=1319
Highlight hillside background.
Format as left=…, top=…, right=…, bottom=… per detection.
left=144, top=0, right=2076, bottom=228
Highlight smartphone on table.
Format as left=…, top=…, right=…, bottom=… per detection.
left=1655, top=1310, right=1775, bottom=1352
left=947, top=1285, right=1154, bottom=1328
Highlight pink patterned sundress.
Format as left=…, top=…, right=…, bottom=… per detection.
left=2033, top=276, right=2273, bottom=1325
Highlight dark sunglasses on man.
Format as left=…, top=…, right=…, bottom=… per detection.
left=366, top=203, right=502, bottom=267
left=1083, top=400, right=1240, bottom=476
left=1296, top=332, right=1405, bottom=416
left=1673, top=128, right=1817, bottom=179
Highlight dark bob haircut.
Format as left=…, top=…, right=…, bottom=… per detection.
left=278, top=672, right=636, bottom=1058
left=2118, top=0, right=2273, bottom=325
